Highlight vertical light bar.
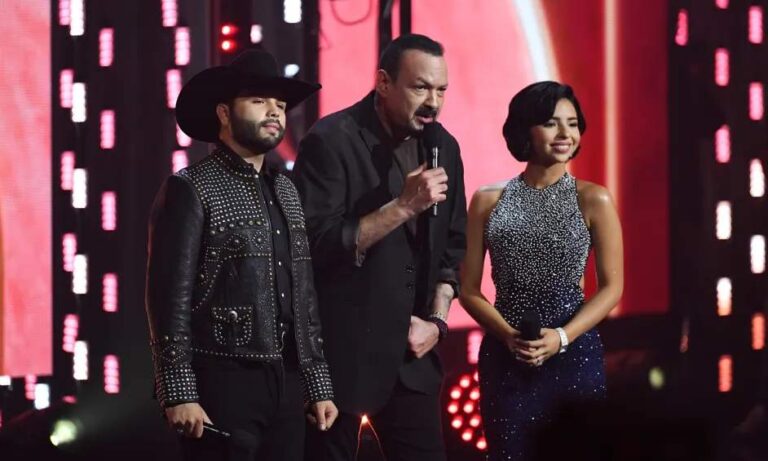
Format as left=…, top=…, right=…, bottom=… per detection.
left=716, top=277, right=732, bottom=316
left=753, top=313, right=766, bottom=350
left=101, top=192, right=117, bottom=231
left=102, top=273, right=118, bottom=312
left=99, top=28, right=114, bottom=67
left=750, top=159, right=765, bottom=197
left=675, top=9, right=689, bottom=46
left=69, top=0, right=84, bottom=36
left=166, top=69, right=182, bottom=109
left=749, top=82, right=764, bottom=121
left=59, top=69, right=74, bottom=108
left=72, top=82, right=86, bottom=122
left=62, top=233, right=77, bottom=272
left=59, top=0, right=71, bottom=26
left=174, top=27, right=190, bottom=66
left=104, top=355, right=120, bottom=394
left=466, top=330, right=483, bottom=365
left=172, top=150, right=189, bottom=173
left=715, top=48, right=730, bottom=87
left=100, top=110, right=115, bottom=149
left=62, top=314, right=79, bottom=353
left=718, top=355, right=732, bottom=393
left=250, top=24, right=263, bottom=44
left=176, top=124, right=191, bottom=147
left=161, top=0, right=178, bottom=27
left=716, top=0, right=729, bottom=9
left=72, top=255, right=88, bottom=294
left=715, top=125, right=731, bottom=163
left=34, top=384, right=51, bottom=410
left=24, top=375, right=37, bottom=400
left=751, top=235, right=765, bottom=274
left=72, top=168, right=87, bottom=208
left=604, top=0, right=620, bottom=216
left=284, top=0, right=302, bottom=23
left=73, top=341, right=89, bottom=380
left=716, top=201, right=732, bottom=240
left=749, top=6, right=764, bottom=44
left=61, top=151, right=75, bottom=190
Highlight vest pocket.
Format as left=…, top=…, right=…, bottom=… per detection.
left=211, top=305, right=253, bottom=348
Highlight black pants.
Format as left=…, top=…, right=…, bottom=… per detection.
left=304, top=381, right=445, bottom=461
left=180, top=343, right=305, bottom=461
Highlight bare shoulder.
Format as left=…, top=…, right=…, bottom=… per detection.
left=575, top=179, right=614, bottom=208
left=469, top=180, right=509, bottom=218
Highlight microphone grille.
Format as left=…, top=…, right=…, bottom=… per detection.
left=422, top=122, right=442, bottom=149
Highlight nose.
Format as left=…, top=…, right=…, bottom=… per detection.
left=266, top=99, right=282, bottom=118
left=424, top=90, right=440, bottom=110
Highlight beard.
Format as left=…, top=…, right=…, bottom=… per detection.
left=230, top=113, right=285, bottom=153
left=406, top=105, right=439, bottom=134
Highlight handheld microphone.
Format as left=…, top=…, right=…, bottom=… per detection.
left=519, top=309, right=542, bottom=341
left=422, top=122, right=442, bottom=217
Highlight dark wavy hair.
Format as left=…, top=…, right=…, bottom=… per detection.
left=378, top=34, right=444, bottom=82
left=502, top=81, right=587, bottom=162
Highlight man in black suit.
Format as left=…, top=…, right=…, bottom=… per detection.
left=293, top=34, right=466, bottom=461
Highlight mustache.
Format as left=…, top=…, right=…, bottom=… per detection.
left=258, top=119, right=284, bottom=131
left=414, top=107, right=438, bottom=118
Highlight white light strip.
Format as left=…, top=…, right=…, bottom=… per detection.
left=99, top=28, right=114, bottom=67
left=750, top=159, right=765, bottom=197
left=72, top=254, right=88, bottom=294
left=174, top=27, right=191, bottom=66
left=716, top=277, right=732, bottom=316
left=716, top=201, right=732, bottom=240
left=73, top=341, right=89, bottom=381
left=284, top=0, right=302, bottom=24
left=72, top=168, right=87, bottom=208
left=512, top=0, right=559, bottom=80
left=751, top=235, right=765, bottom=274
left=70, top=0, right=84, bottom=36
left=34, top=384, right=51, bottom=410
left=72, top=82, right=86, bottom=122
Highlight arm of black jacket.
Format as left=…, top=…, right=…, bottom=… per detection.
left=437, top=139, right=468, bottom=297
left=294, top=133, right=363, bottom=269
left=145, top=174, right=203, bottom=408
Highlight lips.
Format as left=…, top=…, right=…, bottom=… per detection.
left=551, top=143, right=571, bottom=154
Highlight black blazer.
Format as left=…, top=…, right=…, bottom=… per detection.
left=293, top=93, right=467, bottom=414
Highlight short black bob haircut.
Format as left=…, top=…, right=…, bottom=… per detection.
left=378, top=34, right=444, bottom=82
left=502, top=81, right=587, bottom=162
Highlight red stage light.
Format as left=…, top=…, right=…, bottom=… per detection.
left=476, top=437, right=488, bottom=450
left=99, top=28, right=114, bottom=67
left=25, top=375, right=36, bottom=400
left=103, top=273, right=119, bottom=312
left=100, top=110, right=115, bottom=149
left=469, top=387, right=480, bottom=400
left=62, top=233, right=77, bottom=272
left=715, top=125, right=731, bottom=163
left=469, top=415, right=481, bottom=428
left=61, top=151, right=75, bottom=190
left=101, top=192, right=117, bottom=231
left=718, top=355, right=732, bottom=393
left=714, top=48, right=729, bottom=87
left=447, top=402, right=459, bottom=414
left=463, top=402, right=475, bottom=414
left=450, top=386, right=462, bottom=400
left=62, top=314, right=79, bottom=353
left=221, top=24, right=238, bottom=36
left=451, top=416, right=463, bottom=429
left=715, top=0, right=728, bottom=9
left=60, top=69, right=74, bottom=108
left=104, top=355, right=120, bottom=394
left=675, top=9, right=688, bottom=46
left=753, top=313, right=766, bottom=351
left=459, top=375, right=471, bottom=388
left=221, top=40, right=237, bottom=52
left=749, top=82, right=764, bottom=121
left=461, top=428, right=473, bottom=442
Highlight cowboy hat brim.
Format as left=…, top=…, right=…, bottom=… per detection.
left=175, top=66, right=321, bottom=143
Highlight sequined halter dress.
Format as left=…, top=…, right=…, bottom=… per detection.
left=479, top=172, right=606, bottom=461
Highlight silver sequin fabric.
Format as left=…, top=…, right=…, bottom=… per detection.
left=479, top=173, right=606, bottom=461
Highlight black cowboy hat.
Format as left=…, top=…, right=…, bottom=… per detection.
left=175, top=49, right=321, bottom=142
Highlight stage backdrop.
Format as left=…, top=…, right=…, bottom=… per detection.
left=0, top=0, right=51, bottom=376
left=317, top=0, right=669, bottom=326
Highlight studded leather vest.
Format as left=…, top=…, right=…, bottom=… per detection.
left=145, top=147, right=333, bottom=408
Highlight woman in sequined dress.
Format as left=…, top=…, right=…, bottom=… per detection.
left=459, top=81, right=623, bottom=460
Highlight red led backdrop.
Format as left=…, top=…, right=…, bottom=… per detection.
left=318, top=0, right=669, bottom=326
left=0, top=0, right=52, bottom=376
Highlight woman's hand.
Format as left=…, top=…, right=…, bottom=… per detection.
left=513, top=328, right=562, bottom=367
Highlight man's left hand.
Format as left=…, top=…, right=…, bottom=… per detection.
left=408, top=315, right=439, bottom=358
left=306, top=400, right=339, bottom=431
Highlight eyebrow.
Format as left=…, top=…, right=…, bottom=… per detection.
left=414, top=79, right=448, bottom=88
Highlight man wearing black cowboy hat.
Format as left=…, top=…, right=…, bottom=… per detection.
left=145, top=48, right=337, bottom=461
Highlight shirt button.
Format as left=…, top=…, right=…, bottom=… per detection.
left=275, top=229, right=281, bottom=235
left=269, top=200, right=274, bottom=206
left=278, top=261, right=283, bottom=267
left=280, top=292, right=286, bottom=298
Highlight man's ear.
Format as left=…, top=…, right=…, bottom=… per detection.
left=216, top=103, right=230, bottom=127
left=374, top=69, right=391, bottom=98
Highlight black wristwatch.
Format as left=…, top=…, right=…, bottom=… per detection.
left=427, top=316, right=449, bottom=342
